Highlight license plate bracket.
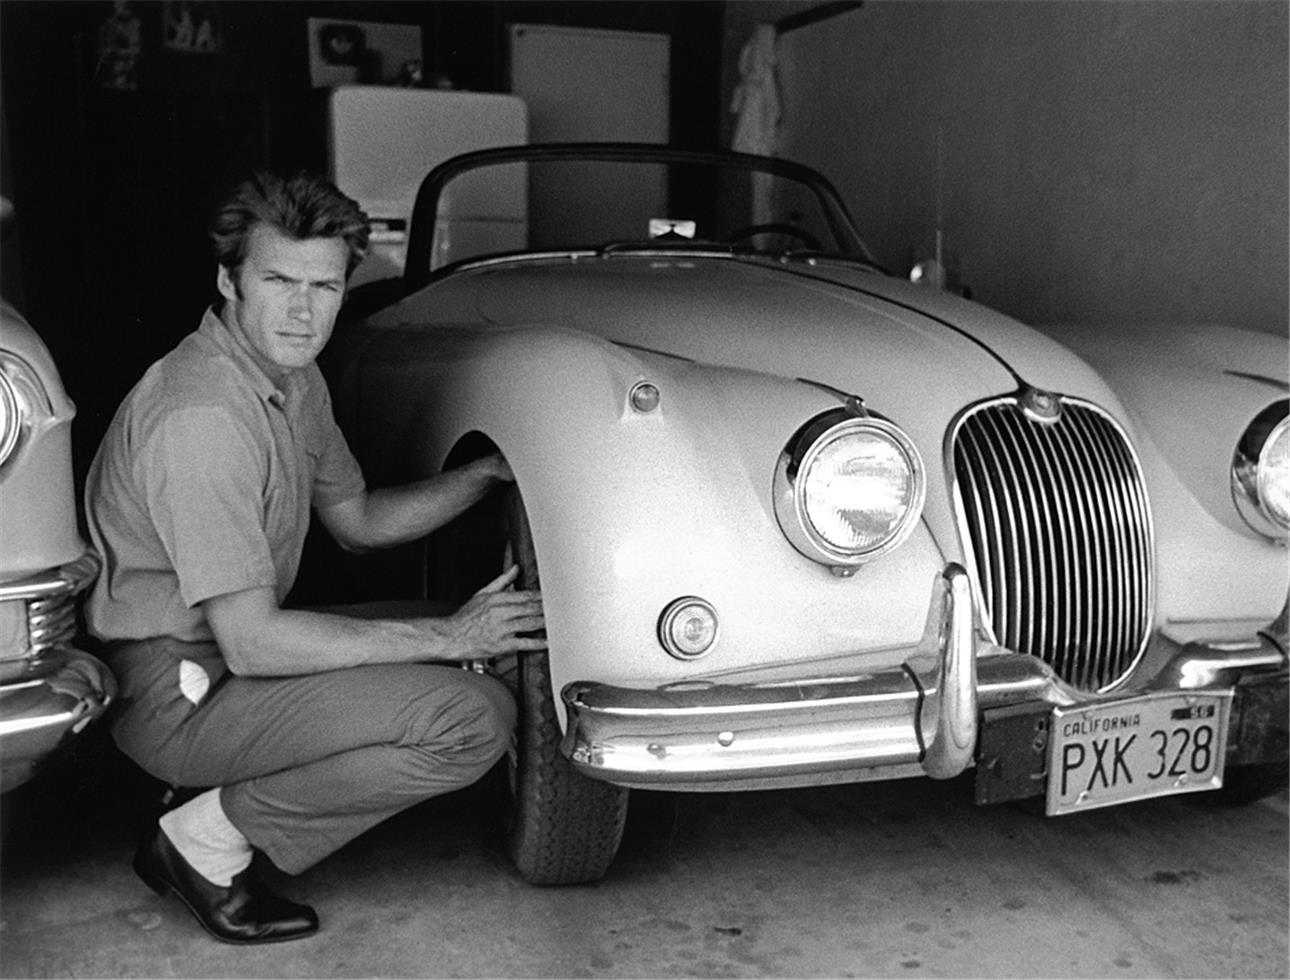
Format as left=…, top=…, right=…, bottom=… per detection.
left=1046, top=690, right=1232, bottom=815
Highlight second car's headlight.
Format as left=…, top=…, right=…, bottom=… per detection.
left=774, top=409, right=926, bottom=572
left=0, top=351, right=55, bottom=469
left=1233, top=399, right=1290, bottom=541
left=0, top=367, right=20, bottom=466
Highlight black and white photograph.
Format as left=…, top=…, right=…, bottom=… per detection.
left=0, top=2, right=1286, bottom=977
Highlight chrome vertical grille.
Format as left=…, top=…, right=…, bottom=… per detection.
left=950, top=395, right=1154, bottom=691
left=28, top=591, right=79, bottom=654
left=0, top=552, right=99, bottom=659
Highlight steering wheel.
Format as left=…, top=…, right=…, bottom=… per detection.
left=725, top=222, right=823, bottom=251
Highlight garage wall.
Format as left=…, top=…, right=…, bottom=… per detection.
left=724, top=0, right=1288, bottom=337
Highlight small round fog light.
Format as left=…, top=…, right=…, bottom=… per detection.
left=658, top=597, right=718, bottom=660
left=630, top=381, right=661, bottom=413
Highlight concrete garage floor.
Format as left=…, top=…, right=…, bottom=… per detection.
left=1, top=732, right=1286, bottom=979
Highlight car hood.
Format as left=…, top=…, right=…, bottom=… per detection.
left=366, top=254, right=1135, bottom=606
left=385, top=255, right=1121, bottom=426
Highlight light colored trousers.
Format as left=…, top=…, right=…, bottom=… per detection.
left=106, top=633, right=515, bottom=875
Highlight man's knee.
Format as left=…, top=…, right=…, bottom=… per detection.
left=457, top=673, right=517, bottom=764
left=477, top=672, right=517, bottom=734
left=408, top=669, right=515, bottom=763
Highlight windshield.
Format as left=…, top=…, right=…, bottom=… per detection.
left=414, top=148, right=870, bottom=276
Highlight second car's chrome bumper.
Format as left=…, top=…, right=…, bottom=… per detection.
left=1, top=551, right=113, bottom=793
left=0, top=643, right=116, bottom=792
left=560, top=564, right=1288, bottom=791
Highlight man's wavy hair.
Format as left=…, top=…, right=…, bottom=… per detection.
left=209, top=171, right=370, bottom=280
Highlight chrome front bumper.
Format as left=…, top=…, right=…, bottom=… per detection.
left=1, top=552, right=114, bottom=793
left=0, top=643, right=117, bottom=792
left=560, top=564, right=1288, bottom=792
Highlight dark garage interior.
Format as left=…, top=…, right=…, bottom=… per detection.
left=2, top=0, right=1287, bottom=476
left=1, top=2, right=1287, bottom=977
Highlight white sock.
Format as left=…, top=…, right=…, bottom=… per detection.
left=158, top=788, right=253, bottom=887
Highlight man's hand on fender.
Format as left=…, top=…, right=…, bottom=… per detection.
left=437, top=565, right=546, bottom=660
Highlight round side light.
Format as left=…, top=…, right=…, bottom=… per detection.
left=658, top=597, right=719, bottom=660
left=630, top=381, right=661, bottom=414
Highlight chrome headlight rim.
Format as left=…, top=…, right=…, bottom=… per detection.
left=1232, top=399, right=1290, bottom=542
left=0, top=367, right=22, bottom=467
left=773, top=409, right=927, bottom=571
left=0, top=350, right=56, bottom=470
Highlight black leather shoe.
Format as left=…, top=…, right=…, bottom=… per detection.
left=133, top=825, right=319, bottom=944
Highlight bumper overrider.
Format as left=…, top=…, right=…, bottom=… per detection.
left=0, top=552, right=115, bottom=792
left=560, top=564, right=1288, bottom=806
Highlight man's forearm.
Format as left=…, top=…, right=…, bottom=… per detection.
left=216, top=606, right=458, bottom=676
left=205, top=569, right=545, bottom=677
left=324, top=455, right=507, bottom=551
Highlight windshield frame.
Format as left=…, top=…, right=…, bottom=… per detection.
left=401, top=142, right=875, bottom=294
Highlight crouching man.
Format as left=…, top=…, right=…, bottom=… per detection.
left=84, top=172, right=543, bottom=944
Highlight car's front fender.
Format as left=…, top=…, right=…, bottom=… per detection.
left=332, top=323, right=948, bottom=723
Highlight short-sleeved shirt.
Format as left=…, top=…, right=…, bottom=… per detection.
left=85, top=307, right=367, bottom=643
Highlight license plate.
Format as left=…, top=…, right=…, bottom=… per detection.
left=1046, top=691, right=1231, bottom=815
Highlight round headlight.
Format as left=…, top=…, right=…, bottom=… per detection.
left=774, top=410, right=926, bottom=570
left=1232, top=399, right=1290, bottom=541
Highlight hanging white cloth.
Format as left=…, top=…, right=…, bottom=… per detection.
left=730, top=24, right=780, bottom=224
left=730, top=23, right=780, bottom=156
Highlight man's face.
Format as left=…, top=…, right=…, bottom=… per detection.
left=217, top=225, right=349, bottom=379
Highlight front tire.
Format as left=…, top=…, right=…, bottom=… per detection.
left=503, top=487, right=629, bottom=884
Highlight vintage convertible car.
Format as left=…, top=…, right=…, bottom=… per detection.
left=0, top=297, right=114, bottom=792
left=325, top=143, right=1288, bottom=885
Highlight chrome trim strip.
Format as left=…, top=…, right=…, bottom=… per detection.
left=997, top=407, right=1044, bottom=655
left=450, top=250, right=598, bottom=273
left=0, top=551, right=99, bottom=603
left=1061, top=408, right=1112, bottom=683
left=0, top=645, right=116, bottom=739
left=1043, top=410, right=1094, bottom=673
left=919, top=564, right=978, bottom=778
left=0, top=708, right=79, bottom=737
